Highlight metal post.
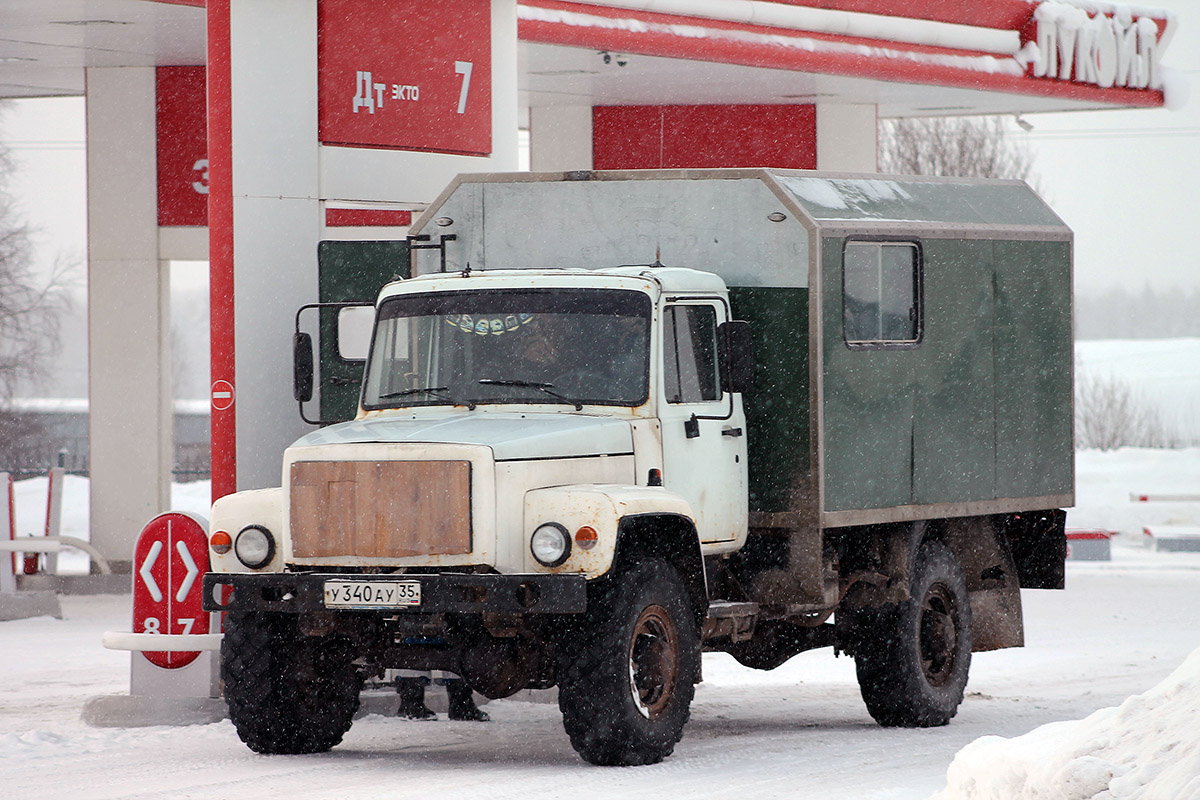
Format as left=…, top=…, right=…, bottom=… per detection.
left=0, top=473, right=14, bottom=594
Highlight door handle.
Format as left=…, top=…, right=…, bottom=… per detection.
left=721, top=427, right=743, bottom=437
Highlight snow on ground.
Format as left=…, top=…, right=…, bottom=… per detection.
left=4, top=545, right=1198, bottom=799
left=3, top=450, right=1200, bottom=798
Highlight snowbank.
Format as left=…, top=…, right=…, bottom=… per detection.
left=935, top=645, right=1200, bottom=800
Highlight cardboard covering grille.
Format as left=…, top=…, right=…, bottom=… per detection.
left=290, top=461, right=472, bottom=559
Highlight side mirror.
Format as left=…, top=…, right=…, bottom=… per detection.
left=293, top=331, right=314, bottom=402
left=719, top=320, right=754, bottom=395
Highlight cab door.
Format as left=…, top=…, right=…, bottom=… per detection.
left=658, top=300, right=748, bottom=544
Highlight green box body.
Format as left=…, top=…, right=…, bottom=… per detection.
left=321, top=170, right=1074, bottom=528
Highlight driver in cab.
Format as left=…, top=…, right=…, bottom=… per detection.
left=517, top=318, right=576, bottom=385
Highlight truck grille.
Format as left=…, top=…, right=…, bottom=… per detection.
left=289, top=461, right=472, bottom=559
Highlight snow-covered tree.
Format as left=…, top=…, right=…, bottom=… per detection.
left=1075, top=373, right=1172, bottom=450
left=0, top=102, right=70, bottom=401
left=878, top=116, right=1036, bottom=183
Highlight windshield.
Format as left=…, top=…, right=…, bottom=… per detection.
left=362, top=288, right=652, bottom=409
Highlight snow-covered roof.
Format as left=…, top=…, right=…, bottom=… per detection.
left=775, top=173, right=1067, bottom=229
left=412, top=169, right=1071, bottom=287
left=381, top=266, right=726, bottom=302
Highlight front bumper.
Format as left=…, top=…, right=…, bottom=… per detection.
left=202, top=571, right=587, bottom=615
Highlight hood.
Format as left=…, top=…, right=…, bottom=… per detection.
left=291, top=412, right=634, bottom=461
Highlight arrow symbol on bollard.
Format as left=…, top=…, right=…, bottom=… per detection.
left=139, top=540, right=163, bottom=602
left=175, top=540, right=199, bottom=602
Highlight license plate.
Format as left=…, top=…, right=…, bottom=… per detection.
left=323, top=580, right=421, bottom=609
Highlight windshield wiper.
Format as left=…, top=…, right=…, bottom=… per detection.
left=477, top=379, right=583, bottom=411
left=379, top=386, right=475, bottom=410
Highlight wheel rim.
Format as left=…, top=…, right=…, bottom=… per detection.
left=628, top=604, right=679, bottom=720
left=918, top=583, right=959, bottom=687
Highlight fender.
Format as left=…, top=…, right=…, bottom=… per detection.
left=522, top=483, right=695, bottom=579
left=208, top=487, right=285, bottom=574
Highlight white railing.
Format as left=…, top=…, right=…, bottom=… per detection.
left=102, top=631, right=223, bottom=652
left=1130, top=493, right=1200, bottom=503
left=0, top=536, right=113, bottom=574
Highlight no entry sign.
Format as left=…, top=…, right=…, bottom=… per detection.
left=133, top=513, right=211, bottom=669
left=211, top=379, right=234, bottom=411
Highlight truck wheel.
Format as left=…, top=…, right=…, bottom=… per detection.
left=221, top=610, right=363, bottom=754
left=557, top=560, right=699, bottom=766
left=852, top=540, right=972, bottom=727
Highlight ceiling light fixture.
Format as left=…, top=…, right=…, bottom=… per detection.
left=51, top=19, right=132, bottom=26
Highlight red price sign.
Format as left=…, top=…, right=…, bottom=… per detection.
left=132, top=513, right=211, bottom=669
left=156, top=66, right=209, bottom=227
left=318, top=0, right=492, bottom=155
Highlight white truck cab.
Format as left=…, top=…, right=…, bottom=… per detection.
left=209, top=267, right=750, bottom=580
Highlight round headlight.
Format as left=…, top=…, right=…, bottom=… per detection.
left=530, top=523, right=571, bottom=567
left=234, top=525, right=276, bottom=569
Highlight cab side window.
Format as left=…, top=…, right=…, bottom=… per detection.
left=663, top=305, right=720, bottom=403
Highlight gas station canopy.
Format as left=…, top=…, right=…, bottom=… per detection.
left=0, top=0, right=1177, bottom=116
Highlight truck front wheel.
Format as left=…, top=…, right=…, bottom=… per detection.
left=852, top=539, right=972, bottom=727
left=221, top=610, right=364, bottom=754
left=557, top=560, right=699, bottom=765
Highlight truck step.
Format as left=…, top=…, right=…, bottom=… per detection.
left=706, top=600, right=759, bottom=619
left=703, top=601, right=759, bottom=642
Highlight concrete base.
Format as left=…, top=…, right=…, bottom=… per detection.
left=0, top=590, right=62, bottom=621
left=1150, top=538, right=1200, bottom=553
left=1066, top=537, right=1112, bottom=561
left=18, top=574, right=131, bottom=595
left=131, top=645, right=220, bottom=698
left=1144, top=526, right=1200, bottom=552
left=82, top=694, right=228, bottom=727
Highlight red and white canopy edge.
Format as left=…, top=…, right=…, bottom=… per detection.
left=517, top=0, right=1179, bottom=108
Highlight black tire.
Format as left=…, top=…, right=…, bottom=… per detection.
left=853, top=540, right=972, bottom=727
left=558, top=560, right=700, bottom=766
left=221, top=611, right=364, bottom=754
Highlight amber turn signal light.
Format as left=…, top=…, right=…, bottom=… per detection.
left=210, top=530, right=233, bottom=555
left=575, top=526, right=599, bottom=551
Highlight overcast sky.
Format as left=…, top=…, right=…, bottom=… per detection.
left=2, top=0, right=1198, bottom=302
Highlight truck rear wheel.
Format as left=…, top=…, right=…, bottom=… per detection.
left=221, top=610, right=363, bottom=754
left=852, top=540, right=972, bottom=727
left=557, top=560, right=699, bottom=766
